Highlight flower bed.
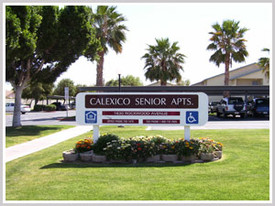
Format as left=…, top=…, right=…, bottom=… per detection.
left=62, top=134, right=223, bottom=164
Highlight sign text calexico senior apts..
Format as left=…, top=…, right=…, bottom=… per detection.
left=76, top=93, right=208, bottom=127
left=85, top=94, right=198, bottom=108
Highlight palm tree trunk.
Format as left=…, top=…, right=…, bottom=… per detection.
left=224, top=64, right=230, bottom=86
left=223, top=55, right=230, bottom=97
left=160, top=80, right=167, bottom=86
left=96, top=51, right=105, bottom=86
left=161, top=63, right=167, bottom=86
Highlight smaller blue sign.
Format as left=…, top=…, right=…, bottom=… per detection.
left=186, top=111, right=199, bottom=124
left=85, top=111, right=97, bottom=124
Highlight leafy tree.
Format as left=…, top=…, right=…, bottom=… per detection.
left=22, top=82, right=54, bottom=106
left=6, top=6, right=99, bottom=127
left=258, top=48, right=270, bottom=79
left=207, top=19, right=249, bottom=86
left=105, top=75, right=143, bottom=86
left=53, top=79, right=77, bottom=97
left=87, top=6, right=128, bottom=86
left=76, top=84, right=88, bottom=94
left=142, top=38, right=186, bottom=86
left=177, top=79, right=190, bottom=86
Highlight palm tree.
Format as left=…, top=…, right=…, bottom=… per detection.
left=258, top=48, right=270, bottom=79
left=93, top=6, right=128, bottom=86
left=207, top=20, right=249, bottom=86
left=142, top=38, right=186, bottom=86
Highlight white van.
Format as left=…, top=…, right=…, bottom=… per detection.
left=6, top=103, right=31, bottom=114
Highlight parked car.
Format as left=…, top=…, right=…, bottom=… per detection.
left=216, top=97, right=246, bottom=118
left=51, top=102, right=69, bottom=111
left=208, top=101, right=220, bottom=113
left=69, top=102, right=76, bottom=109
left=6, top=103, right=31, bottom=114
left=248, top=98, right=269, bottom=117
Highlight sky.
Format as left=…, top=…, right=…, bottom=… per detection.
left=5, top=2, right=273, bottom=89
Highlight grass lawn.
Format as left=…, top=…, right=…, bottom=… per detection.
left=5, top=127, right=269, bottom=201
left=6, top=125, right=75, bottom=148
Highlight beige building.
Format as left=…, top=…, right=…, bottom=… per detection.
left=192, top=63, right=269, bottom=86
left=192, top=63, right=269, bottom=102
left=147, top=81, right=176, bottom=86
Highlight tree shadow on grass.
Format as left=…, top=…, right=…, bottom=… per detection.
left=6, top=125, right=66, bottom=137
left=40, top=161, right=197, bottom=169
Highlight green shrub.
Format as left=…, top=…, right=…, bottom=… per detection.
left=160, top=139, right=177, bottom=155
left=33, top=104, right=57, bottom=111
left=104, top=136, right=170, bottom=161
left=150, top=135, right=169, bottom=144
left=125, top=136, right=149, bottom=160
left=175, top=138, right=200, bottom=157
left=104, top=139, right=131, bottom=161
left=93, top=133, right=119, bottom=155
left=198, top=137, right=223, bottom=154
left=33, top=104, right=44, bottom=111
left=102, top=136, right=224, bottom=160
left=72, top=134, right=224, bottom=161
left=45, top=104, right=56, bottom=111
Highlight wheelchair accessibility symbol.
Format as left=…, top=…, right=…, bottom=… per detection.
left=186, top=111, right=199, bottom=124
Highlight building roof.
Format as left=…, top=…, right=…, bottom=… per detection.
left=6, top=90, right=15, bottom=99
left=146, top=81, right=176, bottom=86
left=191, top=62, right=260, bottom=85
left=229, top=68, right=262, bottom=80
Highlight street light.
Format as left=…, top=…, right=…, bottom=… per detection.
left=117, top=73, right=124, bottom=128
left=118, top=73, right=121, bottom=92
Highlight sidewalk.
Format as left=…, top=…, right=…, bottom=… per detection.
left=5, top=125, right=94, bottom=163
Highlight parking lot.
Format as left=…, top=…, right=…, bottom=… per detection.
left=5, top=110, right=269, bottom=130
left=5, top=110, right=76, bottom=127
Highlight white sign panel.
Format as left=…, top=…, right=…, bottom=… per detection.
left=64, top=87, right=69, bottom=102
left=76, top=92, right=208, bottom=126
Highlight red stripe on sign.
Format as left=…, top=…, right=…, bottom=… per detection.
left=102, top=111, right=180, bottom=116
left=102, top=119, right=139, bottom=124
left=143, top=119, right=180, bottom=124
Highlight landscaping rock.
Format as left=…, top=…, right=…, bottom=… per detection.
left=162, top=154, right=178, bottom=162
left=92, top=154, right=107, bottom=163
left=214, top=151, right=222, bottom=159
left=200, top=153, right=214, bottom=161
left=80, top=151, right=93, bottom=162
left=182, top=154, right=197, bottom=162
left=63, top=150, right=78, bottom=162
left=146, top=155, right=161, bottom=163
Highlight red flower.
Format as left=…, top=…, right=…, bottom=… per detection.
left=137, top=147, right=142, bottom=151
left=137, top=143, right=141, bottom=147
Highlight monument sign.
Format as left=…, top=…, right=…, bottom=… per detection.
left=76, top=92, right=208, bottom=141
